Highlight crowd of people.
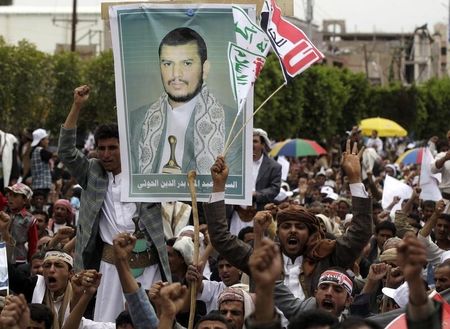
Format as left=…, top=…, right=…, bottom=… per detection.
left=0, top=85, right=449, bottom=329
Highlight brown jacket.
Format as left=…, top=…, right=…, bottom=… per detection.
left=204, top=196, right=372, bottom=297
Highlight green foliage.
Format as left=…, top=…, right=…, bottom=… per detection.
left=1, top=38, right=450, bottom=142
left=0, top=40, right=53, bottom=134
left=416, top=77, right=450, bottom=138
left=255, top=63, right=356, bottom=141
left=82, top=50, right=116, bottom=131
left=254, top=54, right=301, bottom=140
left=296, top=65, right=348, bottom=141
left=0, top=41, right=116, bottom=137
left=337, top=69, right=370, bottom=134
left=46, top=52, right=83, bottom=135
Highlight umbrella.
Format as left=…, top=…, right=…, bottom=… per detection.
left=269, top=139, right=291, bottom=157
left=359, top=117, right=407, bottom=137
left=395, top=147, right=425, bottom=165
left=269, top=138, right=327, bottom=157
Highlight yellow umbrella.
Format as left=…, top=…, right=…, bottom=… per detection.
left=359, top=117, right=407, bottom=137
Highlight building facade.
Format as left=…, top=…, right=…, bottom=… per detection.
left=0, top=6, right=103, bottom=55
left=321, top=20, right=447, bottom=85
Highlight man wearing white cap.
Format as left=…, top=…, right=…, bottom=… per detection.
left=30, top=128, right=53, bottom=197
left=218, top=286, right=254, bottom=329
left=229, top=128, right=282, bottom=235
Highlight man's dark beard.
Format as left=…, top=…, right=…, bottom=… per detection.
left=167, top=78, right=203, bottom=104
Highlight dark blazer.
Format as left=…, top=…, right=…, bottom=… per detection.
left=253, top=154, right=282, bottom=210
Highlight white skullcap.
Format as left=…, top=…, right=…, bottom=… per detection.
left=173, top=236, right=194, bottom=266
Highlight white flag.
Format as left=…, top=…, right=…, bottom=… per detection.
left=420, top=147, right=442, bottom=201
left=228, top=5, right=271, bottom=113
left=382, top=175, right=413, bottom=210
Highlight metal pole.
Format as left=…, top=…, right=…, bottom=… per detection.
left=71, top=0, right=77, bottom=52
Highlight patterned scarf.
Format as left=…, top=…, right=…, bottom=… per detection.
left=43, top=282, right=72, bottom=329
left=139, top=84, right=225, bottom=174
left=276, top=204, right=337, bottom=276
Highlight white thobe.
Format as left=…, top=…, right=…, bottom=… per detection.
left=198, top=280, right=226, bottom=313
left=94, top=172, right=161, bottom=322
left=282, top=254, right=306, bottom=301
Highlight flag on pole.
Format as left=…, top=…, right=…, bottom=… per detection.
left=228, top=5, right=271, bottom=113
left=420, top=147, right=442, bottom=201
left=0, top=242, right=8, bottom=292
left=260, top=0, right=324, bottom=83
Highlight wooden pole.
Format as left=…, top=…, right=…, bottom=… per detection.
left=186, top=170, right=200, bottom=329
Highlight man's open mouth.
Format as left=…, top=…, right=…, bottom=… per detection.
left=321, top=299, right=335, bottom=311
left=287, top=237, right=298, bottom=245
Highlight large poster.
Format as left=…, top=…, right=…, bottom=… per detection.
left=110, top=3, right=253, bottom=203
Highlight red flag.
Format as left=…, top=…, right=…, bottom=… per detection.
left=260, top=0, right=324, bottom=83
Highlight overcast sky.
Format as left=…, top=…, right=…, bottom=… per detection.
left=12, top=0, right=449, bottom=33
left=296, top=0, right=447, bottom=33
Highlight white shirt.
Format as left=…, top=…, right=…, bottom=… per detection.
left=431, top=152, right=450, bottom=194
left=79, top=318, right=115, bottom=329
left=198, top=280, right=227, bottom=313
left=366, top=137, right=383, bottom=155
left=95, top=172, right=160, bottom=322
left=252, top=155, right=264, bottom=192
left=417, top=234, right=445, bottom=268
left=99, top=172, right=138, bottom=245
left=282, top=254, right=305, bottom=301
left=158, top=96, right=198, bottom=173
left=229, top=155, right=264, bottom=235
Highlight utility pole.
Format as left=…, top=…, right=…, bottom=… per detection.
left=71, top=0, right=77, bottom=52
left=306, top=0, right=314, bottom=40
left=363, top=44, right=369, bottom=80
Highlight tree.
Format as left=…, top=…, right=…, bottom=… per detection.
left=46, top=51, right=83, bottom=136
left=337, top=69, right=370, bottom=133
left=254, top=54, right=297, bottom=141
left=82, top=50, right=116, bottom=131
left=297, top=65, right=349, bottom=141
left=366, top=83, right=426, bottom=139
left=1, top=37, right=450, bottom=145
left=417, top=77, right=450, bottom=139
left=0, top=40, right=53, bottom=133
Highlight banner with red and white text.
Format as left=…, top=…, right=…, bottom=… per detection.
left=260, top=0, right=324, bottom=83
